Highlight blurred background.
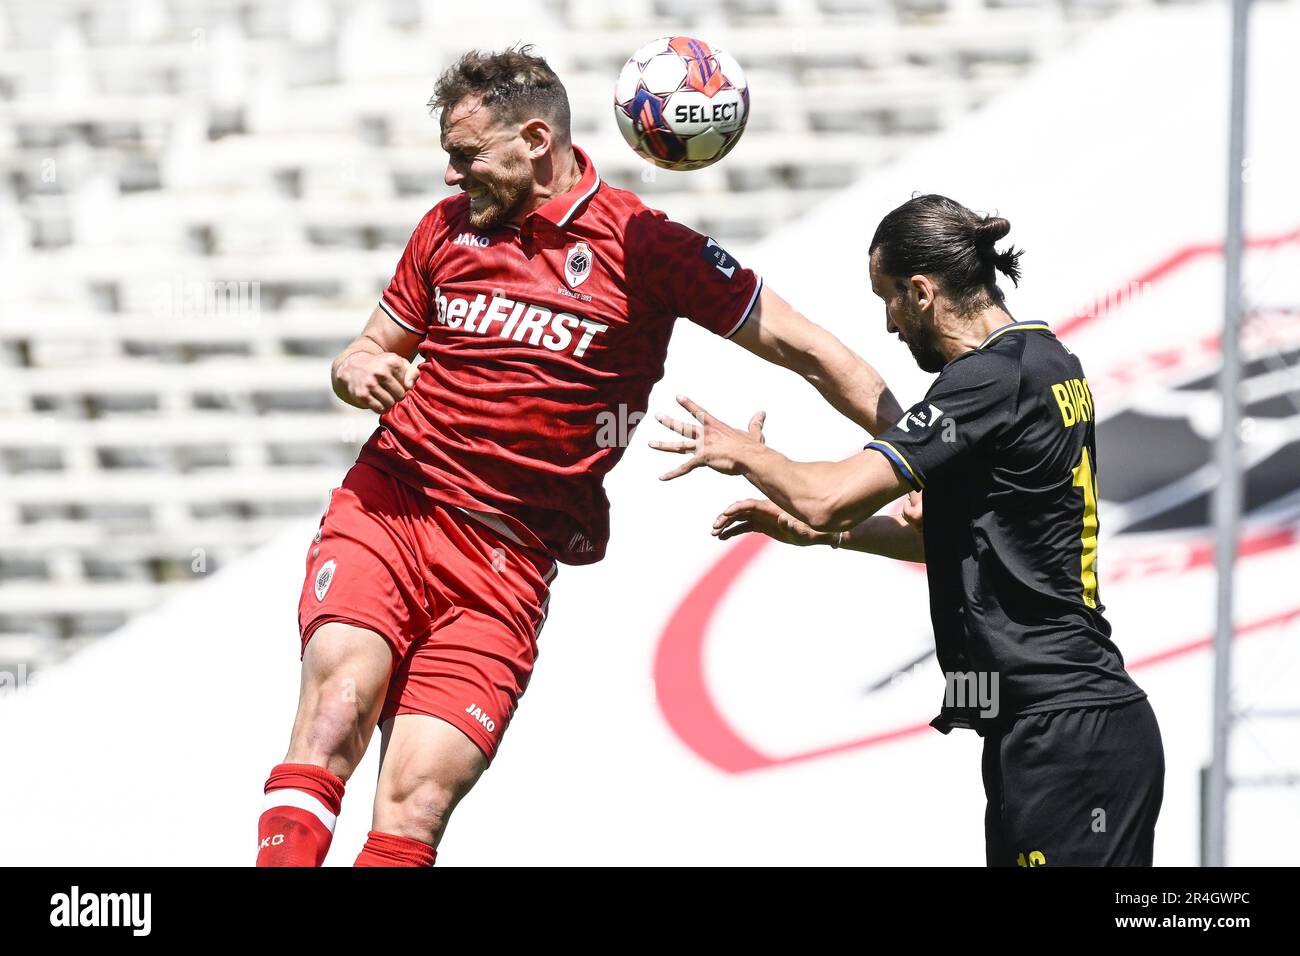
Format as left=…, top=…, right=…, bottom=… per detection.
left=0, top=0, right=1296, bottom=865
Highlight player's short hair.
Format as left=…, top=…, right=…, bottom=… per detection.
left=870, top=194, right=1023, bottom=312
left=430, top=46, right=572, bottom=143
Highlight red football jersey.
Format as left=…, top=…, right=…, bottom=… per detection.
left=359, top=146, right=762, bottom=564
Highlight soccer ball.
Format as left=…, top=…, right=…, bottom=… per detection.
left=613, top=36, right=750, bottom=171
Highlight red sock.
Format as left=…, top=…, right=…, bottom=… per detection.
left=354, top=830, right=437, bottom=867
left=257, top=763, right=345, bottom=867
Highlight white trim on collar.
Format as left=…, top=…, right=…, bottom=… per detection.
left=553, top=168, right=602, bottom=229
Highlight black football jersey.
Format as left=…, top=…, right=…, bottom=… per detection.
left=867, top=321, right=1147, bottom=734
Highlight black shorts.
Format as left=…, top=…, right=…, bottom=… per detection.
left=981, top=696, right=1165, bottom=867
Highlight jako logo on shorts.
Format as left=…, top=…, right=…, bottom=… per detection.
left=465, top=703, right=496, bottom=733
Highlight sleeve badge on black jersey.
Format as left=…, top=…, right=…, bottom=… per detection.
left=701, top=236, right=739, bottom=279
left=897, top=402, right=945, bottom=432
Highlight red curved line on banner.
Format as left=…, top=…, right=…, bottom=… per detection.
left=654, top=226, right=1300, bottom=774
left=1125, top=604, right=1300, bottom=670
left=1055, top=226, right=1300, bottom=337
left=653, top=533, right=772, bottom=772
left=657, top=540, right=1300, bottom=775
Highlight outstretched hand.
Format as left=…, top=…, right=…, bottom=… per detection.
left=649, top=395, right=767, bottom=481
left=712, top=497, right=828, bottom=546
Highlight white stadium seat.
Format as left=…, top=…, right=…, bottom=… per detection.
left=0, top=0, right=1193, bottom=655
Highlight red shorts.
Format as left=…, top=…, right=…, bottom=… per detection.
left=297, top=461, right=557, bottom=761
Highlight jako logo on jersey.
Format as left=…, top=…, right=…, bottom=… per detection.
left=897, top=403, right=944, bottom=432
left=464, top=703, right=496, bottom=733
left=565, top=242, right=593, bottom=288
left=49, top=886, right=152, bottom=936
left=314, top=559, right=336, bottom=602
left=432, top=287, right=608, bottom=358
left=453, top=232, right=491, bottom=247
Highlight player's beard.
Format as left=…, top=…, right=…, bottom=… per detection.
left=902, top=305, right=948, bottom=374
left=466, top=154, right=533, bottom=230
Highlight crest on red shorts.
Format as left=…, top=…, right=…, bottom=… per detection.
left=313, top=559, right=336, bottom=602
left=565, top=242, right=593, bottom=289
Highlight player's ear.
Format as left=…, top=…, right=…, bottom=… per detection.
left=520, top=119, right=553, bottom=159
left=909, top=274, right=935, bottom=313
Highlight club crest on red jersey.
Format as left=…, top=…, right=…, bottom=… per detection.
left=565, top=242, right=593, bottom=289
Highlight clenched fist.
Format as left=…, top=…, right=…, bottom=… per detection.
left=334, top=351, right=420, bottom=413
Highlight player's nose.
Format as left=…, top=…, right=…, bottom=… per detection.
left=444, top=163, right=465, bottom=188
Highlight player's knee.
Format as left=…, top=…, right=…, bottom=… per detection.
left=377, top=777, right=460, bottom=842
left=288, top=674, right=387, bottom=775
left=292, top=624, right=392, bottom=758
left=302, top=679, right=371, bottom=746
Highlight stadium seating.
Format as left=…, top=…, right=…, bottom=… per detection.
left=0, top=0, right=1190, bottom=665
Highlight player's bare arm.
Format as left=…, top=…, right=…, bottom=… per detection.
left=730, top=285, right=905, bottom=435
left=650, top=395, right=912, bottom=531
left=711, top=491, right=925, bottom=563
left=331, top=304, right=423, bottom=413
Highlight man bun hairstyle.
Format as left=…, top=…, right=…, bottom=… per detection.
left=430, top=45, right=572, bottom=142
left=971, top=216, right=1022, bottom=286
left=870, top=194, right=1024, bottom=311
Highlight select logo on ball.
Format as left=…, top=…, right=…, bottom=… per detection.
left=614, top=36, right=750, bottom=171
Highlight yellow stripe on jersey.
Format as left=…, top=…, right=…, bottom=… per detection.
left=979, top=321, right=1051, bottom=348
left=868, top=440, right=925, bottom=490
left=1072, top=447, right=1100, bottom=608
